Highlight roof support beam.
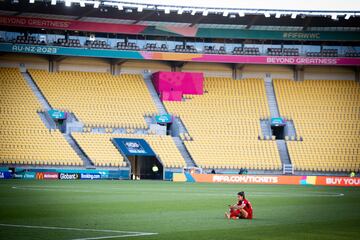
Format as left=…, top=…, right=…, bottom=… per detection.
left=246, top=15, right=259, bottom=29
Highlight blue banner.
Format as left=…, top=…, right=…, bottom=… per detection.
left=113, top=138, right=156, bottom=156
left=155, top=114, right=173, bottom=124
left=13, top=168, right=129, bottom=179
left=0, top=171, right=13, bottom=179
left=80, top=173, right=101, bottom=180
left=13, top=172, right=36, bottom=179
left=271, top=117, right=286, bottom=126
left=48, top=109, right=67, bottom=120
left=0, top=43, right=143, bottom=59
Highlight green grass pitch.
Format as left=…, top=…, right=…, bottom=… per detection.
left=0, top=180, right=359, bottom=240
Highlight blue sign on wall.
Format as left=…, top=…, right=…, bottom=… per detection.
left=48, top=109, right=67, bottom=120
left=155, top=114, right=173, bottom=124
left=271, top=117, right=286, bottom=126
left=113, top=138, right=156, bottom=156
left=0, top=171, right=13, bottom=179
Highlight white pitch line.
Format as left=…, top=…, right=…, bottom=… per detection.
left=0, top=223, right=158, bottom=239
left=11, top=186, right=345, bottom=197
left=72, top=233, right=158, bottom=240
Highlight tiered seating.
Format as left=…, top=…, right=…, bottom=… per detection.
left=321, top=49, right=338, bottom=57
left=232, top=47, right=260, bottom=55
left=0, top=68, right=82, bottom=166
left=204, top=46, right=226, bottom=54
left=164, top=77, right=281, bottom=170
left=174, top=45, right=197, bottom=53
left=267, top=48, right=299, bottom=56
left=283, top=48, right=299, bottom=56
left=85, top=40, right=111, bottom=49
left=54, top=38, right=81, bottom=47
left=267, top=48, right=282, bottom=56
left=274, top=79, right=360, bottom=172
left=345, top=50, right=360, bottom=57
left=72, top=133, right=186, bottom=168
left=306, top=49, right=338, bottom=57
left=117, top=42, right=140, bottom=50
left=13, top=36, right=45, bottom=45
left=29, top=70, right=158, bottom=129
left=144, top=43, right=168, bottom=52
left=71, top=132, right=126, bottom=167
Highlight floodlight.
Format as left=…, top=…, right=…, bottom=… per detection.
left=344, top=14, right=351, bottom=20
left=94, top=1, right=100, bottom=8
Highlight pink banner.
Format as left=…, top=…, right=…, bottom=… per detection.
left=161, top=91, right=182, bottom=101
left=142, top=52, right=360, bottom=66
left=0, top=15, right=146, bottom=34
left=152, top=72, right=204, bottom=102
left=152, top=72, right=204, bottom=94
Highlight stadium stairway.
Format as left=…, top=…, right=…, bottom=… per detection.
left=23, top=71, right=58, bottom=130
left=65, top=113, right=85, bottom=134
left=260, top=119, right=271, bottom=137
left=143, top=76, right=167, bottom=115
left=264, top=79, right=280, bottom=118
left=143, top=74, right=195, bottom=167
left=285, top=120, right=297, bottom=138
left=264, top=78, right=293, bottom=170
left=276, top=140, right=291, bottom=165
left=22, top=71, right=52, bottom=110
left=21, top=70, right=93, bottom=168
left=38, top=111, right=57, bottom=129
left=173, top=137, right=196, bottom=167
left=64, top=134, right=94, bottom=168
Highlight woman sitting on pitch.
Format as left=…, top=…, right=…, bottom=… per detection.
left=225, top=191, right=253, bottom=220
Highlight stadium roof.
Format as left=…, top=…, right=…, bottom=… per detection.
left=1, top=0, right=360, bottom=30
left=98, top=0, right=360, bottom=12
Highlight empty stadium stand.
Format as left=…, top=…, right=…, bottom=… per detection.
left=144, top=43, right=168, bottom=52
left=204, top=46, right=226, bottom=54
left=28, top=70, right=158, bottom=130
left=54, top=38, right=81, bottom=48
left=345, top=50, right=360, bottom=57
left=164, top=77, right=281, bottom=170
left=117, top=42, right=140, bottom=51
left=85, top=40, right=111, bottom=49
left=306, top=49, right=338, bottom=57
left=174, top=45, right=197, bottom=53
left=0, top=68, right=83, bottom=166
left=274, top=79, right=360, bottom=172
left=267, top=48, right=299, bottom=56
left=72, top=133, right=186, bottom=168
left=13, top=36, right=46, bottom=45
left=232, top=47, right=260, bottom=55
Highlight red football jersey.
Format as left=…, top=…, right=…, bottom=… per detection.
left=238, top=199, right=253, bottom=218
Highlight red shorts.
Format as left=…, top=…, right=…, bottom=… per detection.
left=230, top=209, right=253, bottom=219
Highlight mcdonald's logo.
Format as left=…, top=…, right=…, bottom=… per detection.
left=35, top=172, right=58, bottom=180
left=36, top=172, right=44, bottom=180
